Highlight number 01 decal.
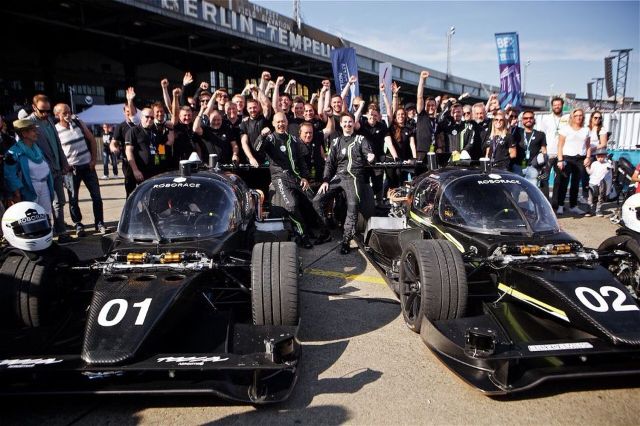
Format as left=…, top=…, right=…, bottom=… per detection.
left=574, top=286, right=639, bottom=313
left=97, top=298, right=152, bottom=326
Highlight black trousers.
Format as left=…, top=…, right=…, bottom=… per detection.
left=313, top=173, right=367, bottom=241
left=271, top=172, right=308, bottom=237
left=552, top=155, right=585, bottom=209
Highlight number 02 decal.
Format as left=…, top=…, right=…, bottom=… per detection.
left=97, top=298, right=153, bottom=326
left=574, top=286, right=639, bottom=313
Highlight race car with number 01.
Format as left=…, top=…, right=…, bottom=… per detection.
left=0, top=161, right=301, bottom=404
left=357, top=161, right=640, bottom=395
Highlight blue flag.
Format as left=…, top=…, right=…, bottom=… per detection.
left=331, top=47, right=359, bottom=110
left=494, top=32, right=522, bottom=109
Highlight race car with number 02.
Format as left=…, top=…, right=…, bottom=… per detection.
left=357, top=156, right=640, bottom=395
left=0, top=157, right=302, bottom=404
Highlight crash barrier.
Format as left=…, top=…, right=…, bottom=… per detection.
left=535, top=110, right=640, bottom=151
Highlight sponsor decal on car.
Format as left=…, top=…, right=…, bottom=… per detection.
left=152, top=182, right=201, bottom=189
left=528, top=342, right=594, bottom=352
left=0, top=358, right=64, bottom=368
left=477, top=179, right=521, bottom=185
left=157, top=356, right=229, bottom=366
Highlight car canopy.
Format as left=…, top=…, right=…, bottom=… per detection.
left=438, top=174, right=559, bottom=235
left=119, top=175, right=242, bottom=242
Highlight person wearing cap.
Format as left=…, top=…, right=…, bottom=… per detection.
left=3, top=119, right=55, bottom=218
left=585, top=147, right=612, bottom=217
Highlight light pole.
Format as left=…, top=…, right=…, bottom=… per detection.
left=446, top=26, right=455, bottom=78
left=523, top=58, right=531, bottom=95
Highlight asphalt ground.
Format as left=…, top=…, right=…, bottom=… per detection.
left=1, top=176, right=638, bottom=425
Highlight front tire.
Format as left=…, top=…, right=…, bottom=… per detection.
left=251, top=242, right=299, bottom=326
left=0, top=246, right=78, bottom=328
left=399, top=240, right=467, bottom=332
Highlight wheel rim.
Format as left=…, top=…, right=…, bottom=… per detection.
left=401, top=252, right=421, bottom=325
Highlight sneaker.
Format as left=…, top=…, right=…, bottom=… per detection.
left=314, top=230, right=332, bottom=245
left=96, top=223, right=107, bottom=234
left=596, top=211, right=605, bottom=217
left=584, top=211, right=593, bottom=217
left=57, top=234, right=74, bottom=244
left=101, top=175, right=109, bottom=180
left=556, top=206, right=564, bottom=215
left=340, top=240, right=351, bottom=255
left=298, top=235, right=313, bottom=250
left=568, top=206, right=586, bottom=215
left=75, top=223, right=87, bottom=237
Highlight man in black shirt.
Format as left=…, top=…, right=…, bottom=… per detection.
left=357, top=108, right=398, bottom=204
left=517, top=110, right=547, bottom=187
left=125, top=108, right=174, bottom=195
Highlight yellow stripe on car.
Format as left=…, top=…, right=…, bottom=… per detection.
left=498, top=283, right=569, bottom=322
left=409, top=211, right=465, bottom=253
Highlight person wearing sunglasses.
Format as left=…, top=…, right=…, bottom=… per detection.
left=26, top=94, right=73, bottom=243
left=516, top=111, right=547, bottom=187
left=582, top=111, right=609, bottom=201
left=124, top=107, right=174, bottom=194
left=484, top=110, right=516, bottom=169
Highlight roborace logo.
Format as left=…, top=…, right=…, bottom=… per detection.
left=157, top=356, right=229, bottom=366
left=478, top=178, right=521, bottom=185
left=18, top=208, right=47, bottom=224
left=0, top=358, right=63, bottom=368
left=152, top=182, right=201, bottom=189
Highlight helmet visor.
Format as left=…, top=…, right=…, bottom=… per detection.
left=10, top=217, right=51, bottom=238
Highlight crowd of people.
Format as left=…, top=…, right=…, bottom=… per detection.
left=0, top=69, right=621, bottom=249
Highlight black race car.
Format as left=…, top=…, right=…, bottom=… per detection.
left=357, top=163, right=640, bottom=394
left=0, top=164, right=301, bottom=403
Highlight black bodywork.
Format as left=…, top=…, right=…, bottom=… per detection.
left=358, top=165, right=640, bottom=394
left=0, top=169, right=300, bottom=403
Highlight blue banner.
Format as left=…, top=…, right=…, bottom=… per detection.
left=494, top=32, right=522, bottom=109
left=331, top=48, right=359, bottom=110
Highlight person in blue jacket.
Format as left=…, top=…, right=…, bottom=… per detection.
left=4, top=119, right=54, bottom=215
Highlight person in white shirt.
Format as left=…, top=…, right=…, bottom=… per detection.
left=554, top=108, right=591, bottom=215
left=585, top=148, right=612, bottom=217
left=538, top=97, right=570, bottom=198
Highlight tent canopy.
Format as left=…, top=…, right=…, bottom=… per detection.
left=77, top=104, right=126, bottom=125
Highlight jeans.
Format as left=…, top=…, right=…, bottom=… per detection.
left=66, top=164, right=104, bottom=227
left=52, top=172, right=67, bottom=234
left=522, top=166, right=539, bottom=186
left=102, top=146, right=118, bottom=177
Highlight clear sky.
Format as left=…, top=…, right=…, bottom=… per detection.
left=253, top=0, right=640, bottom=100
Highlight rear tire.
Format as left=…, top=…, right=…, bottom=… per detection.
left=251, top=242, right=299, bottom=326
left=399, top=240, right=467, bottom=332
left=0, top=246, right=78, bottom=328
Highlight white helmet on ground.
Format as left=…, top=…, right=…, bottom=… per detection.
left=621, top=193, right=640, bottom=233
left=1, top=201, right=53, bottom=251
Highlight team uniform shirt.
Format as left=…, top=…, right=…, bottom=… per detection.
left=287, top=116, right=305, bottom=137
left=516, top=129, right=547, bottom=166
left=415, top=111, right=436, bottom=153
left=389, top=125, right=415, bottom=160
left=55, top=123, right=91, bottom=166
left=197, top=126, right=235, bottom=163
left=559, top=126, right=589, bottom=157
left=358, top=118, right=389, bottom=158
left=240, top=116, right=271, bottom=164
left=125, top=125, right=167, bottom=177
left=436, top=121, right=465, bottom=154
left=323, top=134, right=373, bottom=182
left=484, top=133, right=515, bottom=167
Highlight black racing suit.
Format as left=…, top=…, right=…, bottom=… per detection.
left=255, top=131, right=310, bottom=237
left=313, top=133, right=374, bottom=241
